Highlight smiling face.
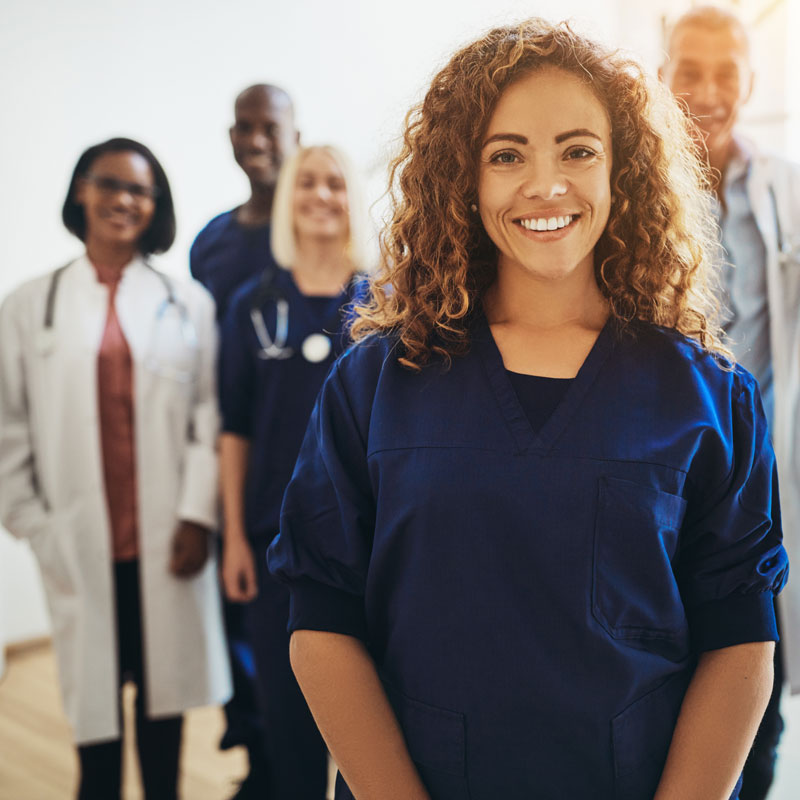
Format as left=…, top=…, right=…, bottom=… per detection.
left=230, top=88, right=298, bottom=189
left=292, top=149, right=350, bottom=247
left=477, top=68, right=612, bottom=287
left=660, top=22, right=752, bottom=168
left=74, top=150, right=157, bottom=251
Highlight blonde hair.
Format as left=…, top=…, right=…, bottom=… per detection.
left=270, top=145, right=371, bottom=272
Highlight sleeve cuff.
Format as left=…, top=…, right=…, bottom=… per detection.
left=689, top=592, right=778, bottom=653
left=221, top=418, right=252, bottom=438
left=287, top=577, right=369, bottom=641
left=176, top=443, right=219, bottom=529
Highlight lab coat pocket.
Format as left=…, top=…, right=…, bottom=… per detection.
left=383, top=682, right=470, bottom=799
left=611, top=670, right=690, bottom=800
left=593, top=476, right=689, bottom=659
left=28, top=507, right=79, bottom=600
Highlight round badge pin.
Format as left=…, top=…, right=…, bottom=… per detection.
left=301, top=333, right=332, bottom=363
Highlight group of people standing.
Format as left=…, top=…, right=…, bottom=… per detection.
left=0, top=5, right=798, bottom=800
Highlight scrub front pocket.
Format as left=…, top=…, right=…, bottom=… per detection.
left=611, top=670, right=690, bottom=799
left=592, top=476, right=689, bottom=660
left=383, top=682, right=469, bottom=800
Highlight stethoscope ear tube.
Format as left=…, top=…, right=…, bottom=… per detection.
left=43, top=264, right=71, bottom=329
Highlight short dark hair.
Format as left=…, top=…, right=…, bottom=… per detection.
left=62, top=137, right=176, bottom=255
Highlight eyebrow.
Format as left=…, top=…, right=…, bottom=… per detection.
left=482, top=128, right=603, bottom=148
left=554, top=128, right=603, bottom=144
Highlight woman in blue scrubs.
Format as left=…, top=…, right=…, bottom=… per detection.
left=218, top=144, right=370, bottom=799
left=267, top=21, right=787, bottom=800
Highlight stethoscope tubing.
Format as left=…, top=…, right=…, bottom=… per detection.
left=42, top=259, right=183, bottom=331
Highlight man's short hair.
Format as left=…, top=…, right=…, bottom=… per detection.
left=666, top=5, right=750, bottom=57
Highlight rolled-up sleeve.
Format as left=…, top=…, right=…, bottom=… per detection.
left=679, top=373, right=788, bottom=653
left=268, top=358, right=375, bottom=641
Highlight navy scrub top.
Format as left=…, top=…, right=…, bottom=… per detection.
left=190, top=210, right=279, bottom=320
left=219, top=267, right=360, bottom=543
left=268, top=315, right=788, bottom=800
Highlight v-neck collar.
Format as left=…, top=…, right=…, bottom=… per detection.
left=283, top=271, right=354, bottom=336
left=473, top=313, right=615, bottom=454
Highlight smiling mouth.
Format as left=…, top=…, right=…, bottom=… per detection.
left=514, top=214, right=579, bottom=232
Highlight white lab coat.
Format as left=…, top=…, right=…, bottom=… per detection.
left=748, top=151, right=800, bottom=693
left=0, top=255, right=231, bottom=744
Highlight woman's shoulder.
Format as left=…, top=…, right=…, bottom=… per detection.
left=623, top=320, right=756, bottom=398
left=0, top=260, right=79, bottom=321
left=336, top=332, right=401, bottom=381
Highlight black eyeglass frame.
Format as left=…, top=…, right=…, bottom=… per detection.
left=83, top=172, right=162, bottom=200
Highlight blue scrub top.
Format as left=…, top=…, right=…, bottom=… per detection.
left=219, top=268, right=361, bottom=543
left=268, top=315, right=788, bottom=800
left=190, top=209, right=279, bottom=320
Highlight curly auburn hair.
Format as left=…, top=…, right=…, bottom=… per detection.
left=352, top=18, right=727, bottom=369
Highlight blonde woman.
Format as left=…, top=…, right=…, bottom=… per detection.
left=218, top=144, right=369, bottom=799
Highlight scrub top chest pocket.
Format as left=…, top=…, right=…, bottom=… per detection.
left=592, top=476, right=689, bottom=659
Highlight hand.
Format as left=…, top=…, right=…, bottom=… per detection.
left=222, top=533, right=258, bottom=602
left=169, top=520, right=211, bottom=578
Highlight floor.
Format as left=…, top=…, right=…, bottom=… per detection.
left=1, top=641, right=798, bottom=799
left=0, top=641, right=247, bottom=799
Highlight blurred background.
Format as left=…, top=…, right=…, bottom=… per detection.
left=1, top=0, right=797, bottom=795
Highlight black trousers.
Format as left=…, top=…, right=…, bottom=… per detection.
left=244, top=540, right=328, bottom=799
left=76, top=560, right=183, bottom=800
left=740, top=600, right=785, bottom=800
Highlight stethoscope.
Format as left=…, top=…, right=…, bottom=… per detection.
left=249, top=267, right=354, bottom=364
left=39, top=260, right=199, bottom=382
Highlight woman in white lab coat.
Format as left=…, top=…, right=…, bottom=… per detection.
left=0, top=137, right=231, bottom=799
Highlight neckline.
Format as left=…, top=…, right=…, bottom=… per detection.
left=505, top=370, right=574, bottom=382
left=474, top=313, right=615, bottom=453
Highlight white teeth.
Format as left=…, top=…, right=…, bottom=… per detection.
left=519, top=215, right=573, bottom=231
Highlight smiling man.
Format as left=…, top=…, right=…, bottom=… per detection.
left=191, top=84, right=300, bottom=319
left=661, top=8, right=800, bottom=800
left=189, top=84, right=299, bottom=800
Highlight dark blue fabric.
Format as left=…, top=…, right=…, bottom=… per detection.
left=244, top=541, right=328, bottom=799
left=506, top=370, right=573, bottom=432
left=190, top=210, right=279, bottom=320
left=219, top=268, right=360, bottom=542
left=268, top=316, right=787, bottom=800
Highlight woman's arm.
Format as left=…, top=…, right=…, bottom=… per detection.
left=175, top=288, right=220, bottom=529
left=654, top=641, right=774, bottom=800
left=0, top=291, right=50, bottom=539
left=219, top=432, right=257, bottom=601
left=290, top=630, right=431, bottom=800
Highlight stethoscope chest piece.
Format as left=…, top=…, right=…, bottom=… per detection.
left=301, top=333, right=332, bottom=363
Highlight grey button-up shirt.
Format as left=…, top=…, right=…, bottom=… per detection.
left=715, top=139, right=774, bottom=428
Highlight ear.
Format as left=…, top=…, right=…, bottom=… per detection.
left=229, top=125, right=236, bottom=147
left=743, top=69, right=754, bottom=104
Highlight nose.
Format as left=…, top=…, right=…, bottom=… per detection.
left=312, top=183, right=333, bottom=201
left=249, top=130, right=272, bottom=153
left=519, top=158, right=568, bottom=201
left=110, top=187, right=136, bottom=206
left=692, top=76, right=721, bottom=107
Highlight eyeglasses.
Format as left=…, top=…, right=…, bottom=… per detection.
left=84, top=173, right=161, bottom=200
